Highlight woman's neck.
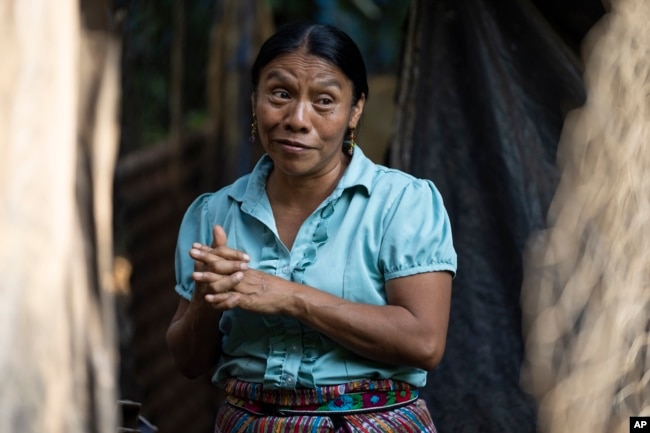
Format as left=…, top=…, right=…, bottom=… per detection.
left=266, top=159, right=349, bottom=211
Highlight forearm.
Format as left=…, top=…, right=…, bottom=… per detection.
left=282, top=281, right=447, bottom=370
left=186, top=238, right=452, bottom=371
left=165, top=297, right=223, bottom=378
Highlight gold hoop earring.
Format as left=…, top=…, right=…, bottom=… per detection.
left=344, top=128, right=356, bottom=156
left=249, top=114, right=257, bottom=143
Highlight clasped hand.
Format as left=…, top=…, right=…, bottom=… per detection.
left=189, top=225, right=292, bottom=315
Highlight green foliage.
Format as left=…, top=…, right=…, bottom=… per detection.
left=270, top=0, right=411, bottom=74
left=268, top=0, right=318, bottom=22
left=116, top=0, right=214, bottom=154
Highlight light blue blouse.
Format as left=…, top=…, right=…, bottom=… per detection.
left=174, top=146, right=457, bottom=390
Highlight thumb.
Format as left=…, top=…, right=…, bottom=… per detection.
left=212, top=225, right=228, bottom=249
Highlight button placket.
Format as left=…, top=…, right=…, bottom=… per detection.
left=281, top=332, right=303, bottom=388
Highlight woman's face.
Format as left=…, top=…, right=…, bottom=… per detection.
left=253, top=50, right=365, bottom=181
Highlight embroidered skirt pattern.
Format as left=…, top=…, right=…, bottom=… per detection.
left=214, top=378, right=438, bottom=433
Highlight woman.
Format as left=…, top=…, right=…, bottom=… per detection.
left=166, top=22, right=457, bottom=432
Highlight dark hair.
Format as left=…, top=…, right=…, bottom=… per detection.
left=251, top=22, right=369, bottom=104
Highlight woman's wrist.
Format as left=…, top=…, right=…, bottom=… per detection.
left=189, top=285, right=222, bottom=323
left=281, top=280, right=320, bottom=319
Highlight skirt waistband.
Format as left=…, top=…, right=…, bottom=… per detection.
left=221, top=378, right=419, bottom=416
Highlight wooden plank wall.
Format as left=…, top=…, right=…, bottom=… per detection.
left=114, top=131, right=219, bottom=433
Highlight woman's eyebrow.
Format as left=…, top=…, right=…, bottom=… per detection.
left=313, top=78, right=343, bottom=90
left=264, top=70, right=343, bottom=90
left=265, top=70, right=292, bottom=82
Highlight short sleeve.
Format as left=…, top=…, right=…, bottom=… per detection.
left=174, top=193, right=214, bottom=300
left=379, top=179, right=457, bottom=280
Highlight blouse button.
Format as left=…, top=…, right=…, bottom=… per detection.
left=321, top=203, right=334, bottom=218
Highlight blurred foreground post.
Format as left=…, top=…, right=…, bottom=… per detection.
left=522, top=0, right=650, bottom=432
left=0, top=0, right=120, bottom=432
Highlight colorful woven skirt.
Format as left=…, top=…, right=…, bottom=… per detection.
left=214, top=378, right=438, bottom=433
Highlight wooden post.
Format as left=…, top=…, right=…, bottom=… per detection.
left=0, top=0, right=120, bottom=432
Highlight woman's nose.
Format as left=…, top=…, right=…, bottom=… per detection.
left=285, top=101, right=310, bottom=131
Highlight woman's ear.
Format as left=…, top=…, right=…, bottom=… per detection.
left=250, top=92, right=257, bottom=114
left=349, top=93, right=366, bottom=130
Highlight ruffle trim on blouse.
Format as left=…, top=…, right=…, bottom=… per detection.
left=293, top=200, right=335, bottom=284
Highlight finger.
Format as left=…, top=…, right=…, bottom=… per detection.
left=212, top=225, right=228, bottom=249
left=192, top=270, right=244, bottom=293
left=190, top=248, right=249, bottom=273
left=212, top=225, right=250, bottom=261
left=204, top=292, right=242, bottom=311
left=191, top=242, right=250, bottom=262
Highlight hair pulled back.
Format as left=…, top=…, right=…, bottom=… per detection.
left=251, top=22, right=369, bottom=105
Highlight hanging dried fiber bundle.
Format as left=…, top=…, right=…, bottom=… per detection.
left=521, top=0, right=650, bottom=432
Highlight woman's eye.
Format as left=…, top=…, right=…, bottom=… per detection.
left=272, top=90, right=290, bottom=99
left=318, top=97, right=333, bottom=106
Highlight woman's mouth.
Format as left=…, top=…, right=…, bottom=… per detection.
left=275, top=139, right=310, bottom=153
